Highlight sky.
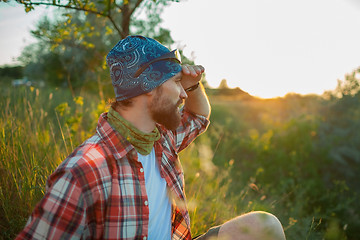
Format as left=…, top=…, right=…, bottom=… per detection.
left=1, top=0, right=360, bottom=98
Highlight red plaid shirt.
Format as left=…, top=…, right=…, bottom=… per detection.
left=16, top=109, right=209, bottom=240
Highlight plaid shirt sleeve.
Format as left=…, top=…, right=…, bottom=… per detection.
left=16, top=170, right=86, bottom=239
left=174, top=108, right=210, bottom=152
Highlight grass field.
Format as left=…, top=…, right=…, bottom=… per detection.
left=1, top=82, right=359, bottom=239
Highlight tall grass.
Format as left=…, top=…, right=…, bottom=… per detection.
left=0, top=84, right=106, bottom=238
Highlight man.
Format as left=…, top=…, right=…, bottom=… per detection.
left=16, top=35, right=286, bottom=239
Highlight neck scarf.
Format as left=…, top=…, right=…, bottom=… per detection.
left=107, top=107, right=160, bottom=155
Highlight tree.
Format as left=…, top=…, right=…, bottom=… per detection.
left=6, top=0, right=180, bottom=39
left=318, top=66, right=360, bottom=190
left=19, top=13, right=113, bottom=93
left=334, top=67, right=360, bottom=98
left=218, top=79, right=230, bottom=89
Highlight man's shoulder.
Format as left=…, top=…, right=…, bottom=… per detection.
left=56, top=134, right=114, bottom=181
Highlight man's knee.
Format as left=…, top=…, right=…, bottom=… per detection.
left=218, top=211, right=286, bottom=240
left=248, top=211, right=285, bottom=236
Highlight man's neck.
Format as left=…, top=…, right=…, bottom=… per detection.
left=117, top=110, right=155, bottom=133
left=114, top=97, right=155, bottom=133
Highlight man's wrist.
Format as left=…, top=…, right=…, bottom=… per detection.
left=185, top=82, right=200, bottom=92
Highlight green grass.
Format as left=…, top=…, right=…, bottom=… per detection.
left=1, top=83, right=358, bottom=239
left=0, top=84, right=107, bottom=238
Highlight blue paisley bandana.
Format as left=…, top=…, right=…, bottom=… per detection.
left=106, top=35, right=182, bottom=101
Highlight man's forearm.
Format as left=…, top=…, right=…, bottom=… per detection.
left=184, top=82, right=211, bottom=119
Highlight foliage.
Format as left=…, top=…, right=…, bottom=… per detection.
left=0, top=81, right=108, bottom=238
left=0, top=65, right=24, bottom=79
left=319, top=67, right=360, bottom=193
left=19, top=12, right=116, bottom=95
left=9, top=0, right=181, bottom=38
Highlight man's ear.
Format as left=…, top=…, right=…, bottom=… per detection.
left=146, top=90, right=154, bottom=96
left=145, top=90, right=155, bottom=104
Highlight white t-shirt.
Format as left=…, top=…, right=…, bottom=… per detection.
left=138, top=148, right=172, bottom=240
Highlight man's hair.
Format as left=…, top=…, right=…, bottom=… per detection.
left=110, top=83, right=163, bottom=111
left=110, top=98, right=133, bottom=110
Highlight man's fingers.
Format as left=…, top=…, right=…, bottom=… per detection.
left=191, top=65, right=204, bottom=75
left=182, top=64, right=205, bottom=77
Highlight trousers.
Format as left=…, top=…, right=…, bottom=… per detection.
left=193, top=225, right=220, bottom=240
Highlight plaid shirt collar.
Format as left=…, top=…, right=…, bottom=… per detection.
left=96, top=112, right=171, bottom=161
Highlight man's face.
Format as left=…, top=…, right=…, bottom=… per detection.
left=149, top=73, right=187, bottom=131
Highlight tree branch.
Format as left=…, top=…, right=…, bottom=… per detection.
left=19, top=1, right=125, bottom=37
left=108, top=15, right=126, bottom=38
left=130, top=0, right=144, bottom=16
left=26, top=1, right=107, bottom=16
left=105, top=0, right=124, bottom=38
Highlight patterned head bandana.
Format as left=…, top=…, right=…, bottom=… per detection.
left=106, top=35, right=182, bottom=101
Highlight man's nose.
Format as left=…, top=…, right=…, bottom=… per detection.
left=180, top=86, right=188, bottom=100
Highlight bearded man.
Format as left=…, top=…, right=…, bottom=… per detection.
left=16, top=36, right=286, bottom=240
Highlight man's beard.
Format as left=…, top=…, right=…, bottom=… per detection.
left=149, top=88, right=183, bottom=131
